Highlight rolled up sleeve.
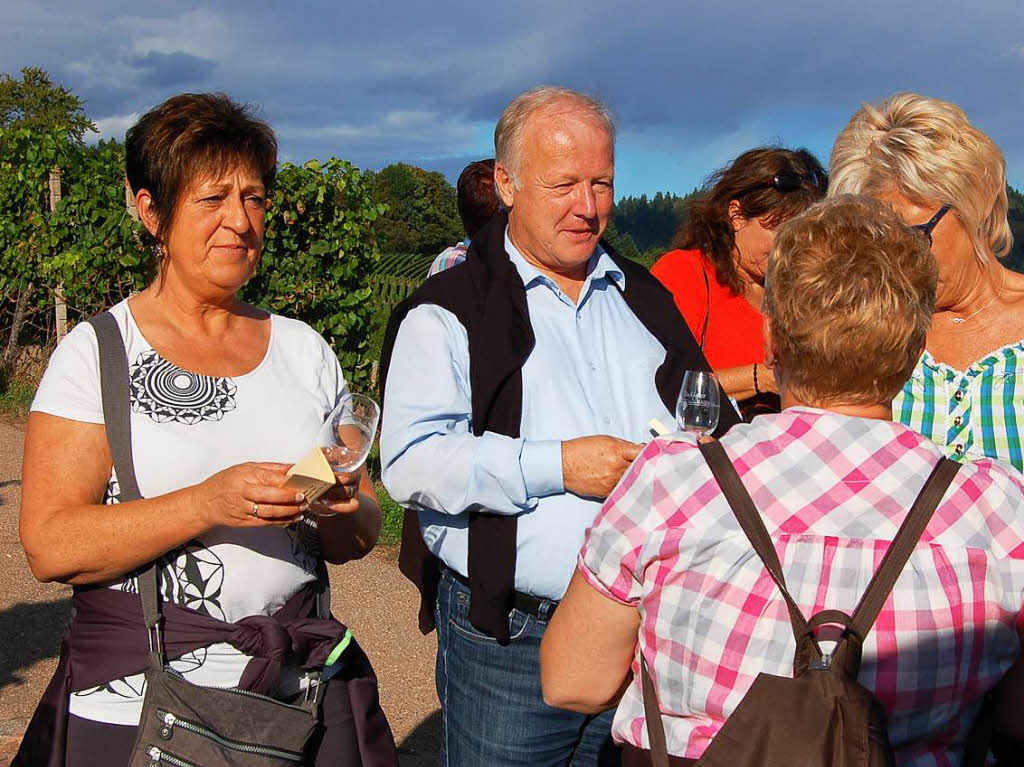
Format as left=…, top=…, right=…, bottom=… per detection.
left=578, top=440, right=667, bottom=605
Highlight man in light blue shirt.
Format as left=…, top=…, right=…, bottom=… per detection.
left=381, top=86, right=727, bottom=767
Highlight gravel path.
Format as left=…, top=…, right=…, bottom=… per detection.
left=0, top=419, right=440, bottom=765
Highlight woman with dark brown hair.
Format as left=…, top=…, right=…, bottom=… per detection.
left=17, top=93, right=396, bottom=766
left=652, top=148, right=826, bottom=419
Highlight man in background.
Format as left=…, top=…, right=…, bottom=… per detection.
left=427, top=158, right=498, bottom=277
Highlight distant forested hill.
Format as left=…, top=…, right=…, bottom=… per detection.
left=607, top=191, right=697, bottom=266
left=1006, top=185, right=1024, bottom=272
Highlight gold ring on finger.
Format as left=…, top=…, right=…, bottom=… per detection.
left=251, top=503, right=260, bottom=518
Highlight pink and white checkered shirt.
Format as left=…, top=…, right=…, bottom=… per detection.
left=427, top=242, right=468, bottom=277
left=579, top=407, right=1024, bottom=767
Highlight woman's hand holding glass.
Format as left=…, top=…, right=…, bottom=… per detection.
left=311, top=467, right=362, bottom=514
left=308, top=394, right=380, bottom=516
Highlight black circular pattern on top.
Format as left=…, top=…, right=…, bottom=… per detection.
left=130, top=350, right=237, bottom=424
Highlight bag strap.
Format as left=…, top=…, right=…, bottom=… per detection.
left=698, top=440, right=810, bottom=642
left=90, top=312, right=143, bottom=502
left=699, top=263, right=710, bottom=351
left=640, top=654, right=670, bottom=767
left=849, top=457, right=960, bottom=636
left=316, top=558, right=332, bottom=621
left=88, top=312, right=163, bottom=670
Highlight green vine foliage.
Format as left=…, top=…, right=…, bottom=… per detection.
left=1, top=132, right=384, bottom=392
left=0, top=129, right=151, bottom=332
left=40, top=139, right=150, bottom=314
left=0, top=129, right=72, bottom=304
left=246, top=158, right=384, bottom=392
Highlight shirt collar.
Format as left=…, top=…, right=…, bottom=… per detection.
left=503, top=228, right=625, bottom=292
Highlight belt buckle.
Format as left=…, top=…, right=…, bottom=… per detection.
left=542, top=599, right=560, bottom=621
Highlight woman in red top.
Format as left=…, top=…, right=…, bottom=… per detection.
left=652, top=148, right=826, bottom=419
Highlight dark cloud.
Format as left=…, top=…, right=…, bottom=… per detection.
left=127, top=50, right=215, bottom=88
left=2, top=0, right=1022, bottom=192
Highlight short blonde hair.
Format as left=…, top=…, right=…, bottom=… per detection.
left=829, top=92, right=1012, bottom=263
left=494, top=86, right=614, bottom=187
left=765, top=196, right=936, bottom=406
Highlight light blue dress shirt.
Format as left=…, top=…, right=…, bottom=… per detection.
left=380, top=231, right=675, bottom=600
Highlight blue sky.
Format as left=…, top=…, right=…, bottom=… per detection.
left=4, top=0, right=1022, bottom=198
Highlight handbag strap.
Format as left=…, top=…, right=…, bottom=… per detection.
left=698, top=440, right=811, bottom=642
left=640, top=654, right=670, bottom=767
left=89, top=312, right=163, bottom=670
left=849, top=456, right=960, bottom=635
left=89, top=311, right=335, bottom=672
left=700, top=441, right=960, bottom=641
left=699, top=263, right=710, bottom=351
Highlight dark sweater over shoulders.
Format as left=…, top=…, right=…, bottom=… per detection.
left=379, top=211, right=738, bottom=641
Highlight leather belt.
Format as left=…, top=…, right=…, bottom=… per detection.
left=442, top=565, right=559, bottom=620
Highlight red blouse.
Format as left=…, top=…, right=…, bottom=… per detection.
left=651, top=248, right=765, bottom=370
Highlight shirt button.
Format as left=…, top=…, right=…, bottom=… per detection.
left=953, top=390, right=964, bottom=401
left=955, top=444, right=965, bottom=455
left=603, top=416, right=611, bottom=425
left=590, top=362, right=597, bottom=371
left=954, top=416, right=962, bottom=427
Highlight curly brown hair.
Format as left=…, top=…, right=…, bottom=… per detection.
left=765, top=195, right=936, bottom=406
left=675, top=147, right=826, bottom=295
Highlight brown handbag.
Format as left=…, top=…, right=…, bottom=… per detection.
left=637, top=439, right=962, bottom=767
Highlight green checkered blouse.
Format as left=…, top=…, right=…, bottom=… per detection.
left=894, top=341, right=1024, bottom=473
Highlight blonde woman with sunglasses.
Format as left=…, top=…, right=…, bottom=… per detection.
left=830, top=92, right=1024, bottom=473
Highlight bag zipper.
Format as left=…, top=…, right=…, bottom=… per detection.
left=146, top=746, right=198, bottom=767
left=157, top=710, right=304, bottom=762
left=163, top=667, right=312, bottom=713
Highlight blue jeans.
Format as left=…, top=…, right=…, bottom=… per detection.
left=435, top=569, right=621, bottom=767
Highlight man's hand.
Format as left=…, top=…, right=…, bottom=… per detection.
left=562, top=436, right=643, bottom=500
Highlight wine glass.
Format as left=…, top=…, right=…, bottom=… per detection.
left=676, top=370, right=720, bottom=437
left=309, top=393, right=380, bottom=514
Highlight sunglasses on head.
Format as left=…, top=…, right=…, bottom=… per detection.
left=742, top=170, right=826, bottom=196
left=911, top=204, right=951, bottom=245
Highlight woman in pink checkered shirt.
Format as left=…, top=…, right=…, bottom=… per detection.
left=541, top=196, right=1024, bottom=766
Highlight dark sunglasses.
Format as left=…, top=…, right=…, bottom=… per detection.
left=742, top=170, right=826, bottom=196
left=911, top=204, right=951, bottom=245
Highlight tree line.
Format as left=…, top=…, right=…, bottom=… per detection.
left=3, top=66, right=1024, bottom=271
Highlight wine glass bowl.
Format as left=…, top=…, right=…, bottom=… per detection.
left=676, top=370, right=720, bottom=437
left=309, top=393, right=380, bottom=513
